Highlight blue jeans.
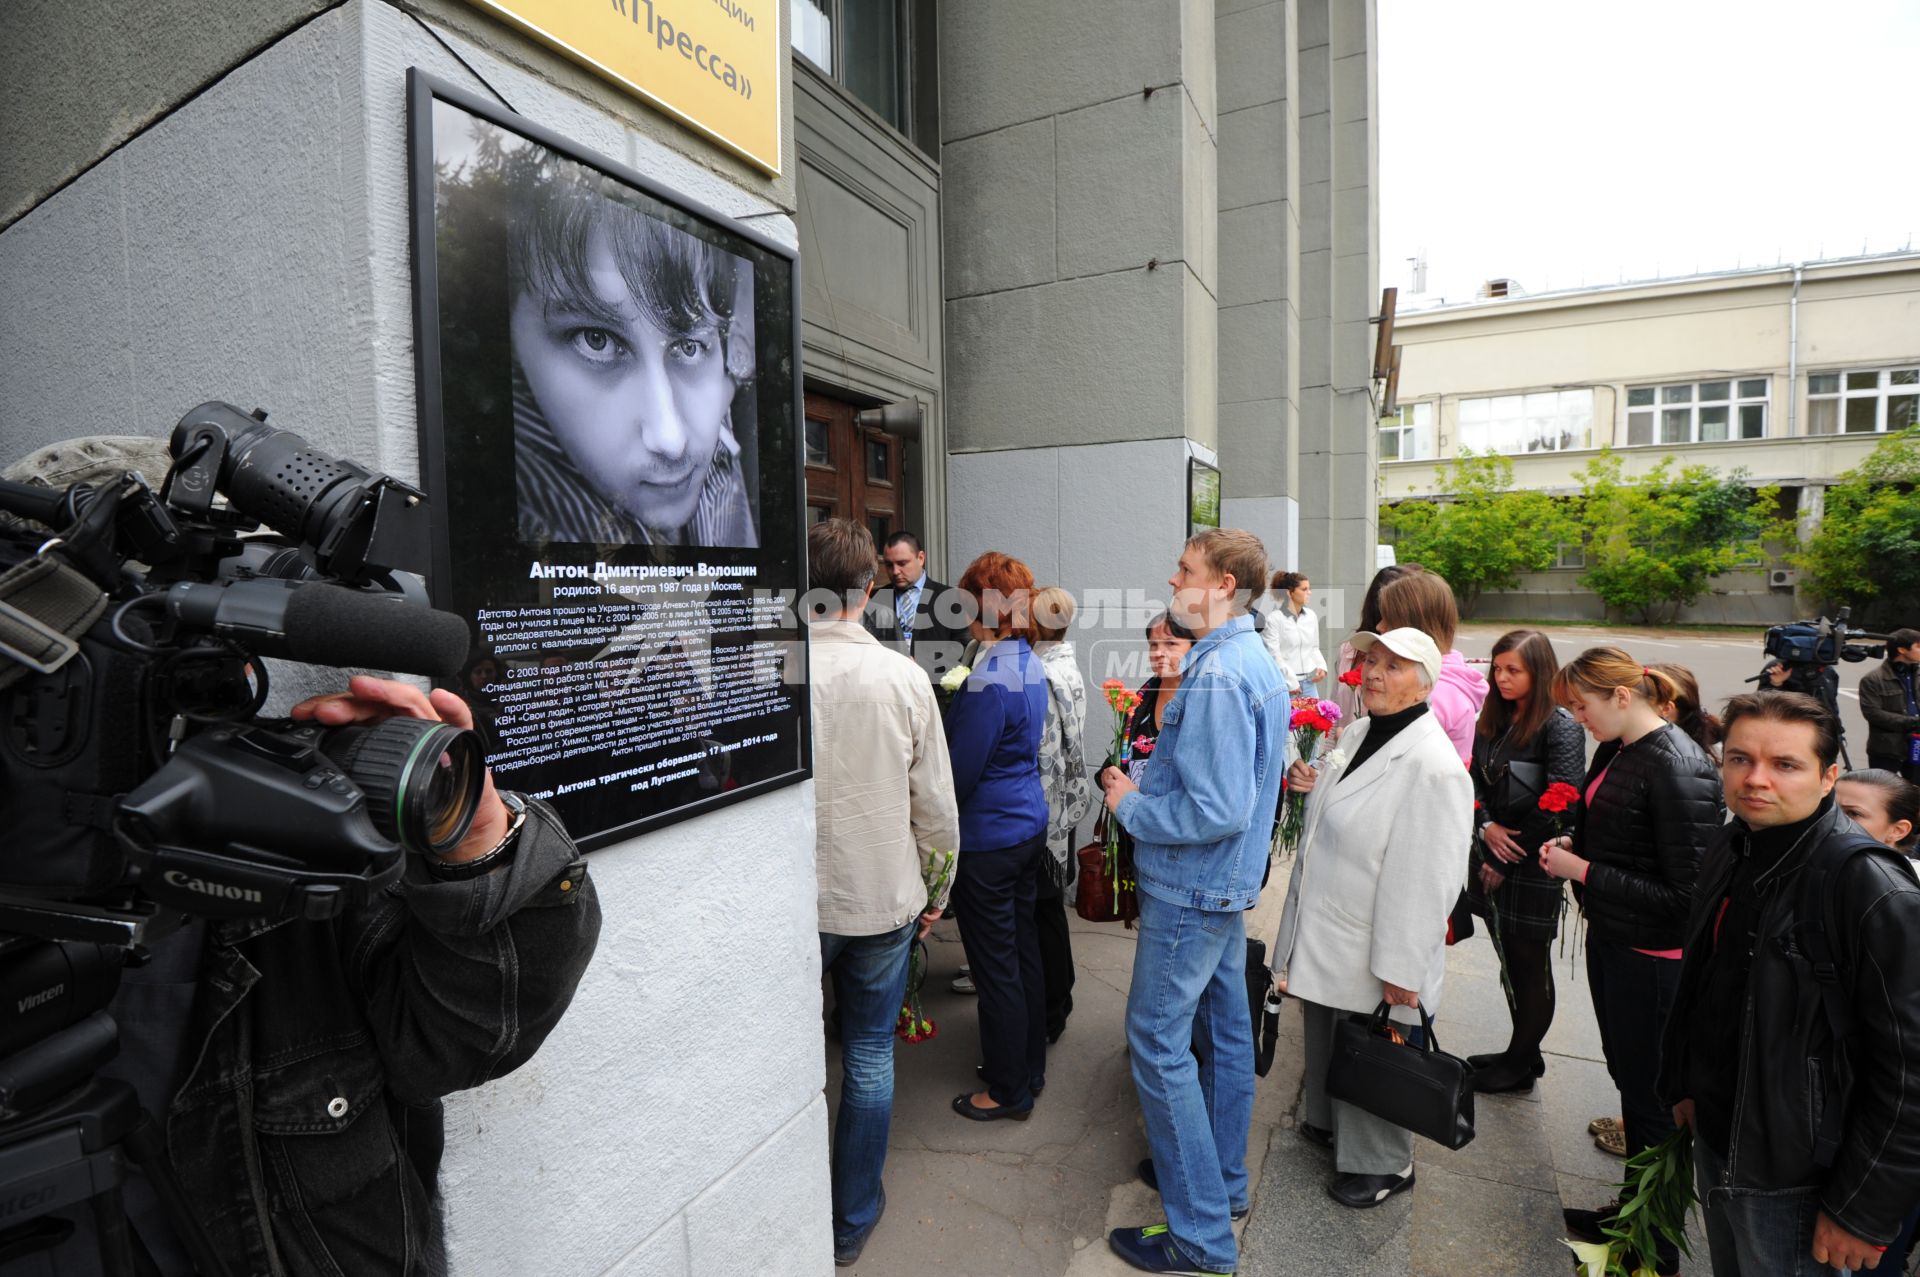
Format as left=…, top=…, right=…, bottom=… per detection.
left=821, top=921, right=916, bottom=1250
left=1696, top=1137, right=1849, bottom=1276
left=1126, top=891, right=1255, bottom=1273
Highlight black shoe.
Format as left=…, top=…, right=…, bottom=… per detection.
left=1135, top=1159, right=1249, bottom=1220
left=1470, top=1060, right=1537, bottom=1094
left=1563, top=1202, right=1620, bottom=1244
left=833, top=1186, right=885, bottom=1267
left=1326, top=1166, right=1415, bottom=1209
left=1466, top=1051, right=1545, bottom=1078
left=1297, top=1122, right=1334, bottom=1149
left=952, top=1092, right=1032, bottom=1122
left=975, top=1064, right=1044, bottom=1097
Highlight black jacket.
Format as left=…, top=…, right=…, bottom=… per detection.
left=866, top=576, right=969, bottom=680
left=1471, top=706, right=1587, bottom=858
left=1659, top=803, right=1920, bottom=1244
left=1860, top=658, right=1920, bottom=763
left=1573, top=723, right=1723, bottom=950
left=160, top=797, right=600, bottom=1275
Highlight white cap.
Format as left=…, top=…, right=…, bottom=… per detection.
left=1350, top=627, right=1443, bottom=684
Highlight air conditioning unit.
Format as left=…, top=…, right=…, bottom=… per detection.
left=1768, top=568, right=1799, bottom=589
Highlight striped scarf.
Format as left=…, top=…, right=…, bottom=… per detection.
left=513, top=373, right=758, bottom=548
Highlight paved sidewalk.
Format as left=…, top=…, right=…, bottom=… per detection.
left=825, top=862, right=1710, bottom=1275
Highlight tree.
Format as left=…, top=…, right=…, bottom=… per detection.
left=1378, top=451, right=1571, bottom=615
left=1795, top=427, right=1920, bottom=630
left=1573, top=450, right=1782, bottom=624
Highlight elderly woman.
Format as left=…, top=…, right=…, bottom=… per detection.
left=1031, top=585, right=1094, bottom=1042
left=1270, top=627, right=1474, bottom=1208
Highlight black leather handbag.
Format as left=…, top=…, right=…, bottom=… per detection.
left=1245, top=938, right=1282, bottom=1078
left=1326, top=1002, right=1476, bottom=1150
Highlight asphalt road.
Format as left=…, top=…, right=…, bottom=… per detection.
left=1457, top=621, right=1877, bottom=767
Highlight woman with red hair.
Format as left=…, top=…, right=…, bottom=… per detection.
left=945, top=552, right=1052, bottom=1122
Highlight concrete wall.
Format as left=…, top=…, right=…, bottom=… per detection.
left=0, top=4, right=832, bottom=1274
left=939, top=0, right=1218, bottom=455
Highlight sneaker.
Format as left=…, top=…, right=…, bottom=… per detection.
left=1106, top=1224, right=1232, bottom=1275
left=1135, top=1159, right=1249, bottom=1220
left=833, top=1186, right=885, bottom=1267
left=1326, top=1165, right=1415, bottom=1209
left=951, top=969, right=976, bottom=994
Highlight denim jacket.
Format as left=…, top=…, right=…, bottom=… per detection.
left=1116, top=614, right=1290, bottom=912
left=158, top=797, right=600, bottom=1276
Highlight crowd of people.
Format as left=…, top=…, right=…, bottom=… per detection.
left=804, top=515, right=1920, bottom=1276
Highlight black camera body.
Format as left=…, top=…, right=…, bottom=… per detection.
left=1761, top=608, right=1889, bottom=668
left=0, top=402, right=483, bottom=940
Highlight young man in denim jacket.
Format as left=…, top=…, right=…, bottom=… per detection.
left=1098, top=529, right=1291, bottom=1276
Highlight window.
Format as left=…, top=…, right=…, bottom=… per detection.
left=1806, top=367, right=1920, bottom=436
left=1379, top=402, right=1435, bottom=461
left=790, top=0, right=935, bottom=152
left=1626, top=378, right=1768, bottom=445
left=866, top=436, right=892, bottom=483
left=804, top=418, right=832, bottom=467
left=1457, top=389, right=1594, bottom=454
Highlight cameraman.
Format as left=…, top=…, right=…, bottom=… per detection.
left=1861, top=627, right=1920, bottom=780
left=43, top=676, right=602, bottom=1277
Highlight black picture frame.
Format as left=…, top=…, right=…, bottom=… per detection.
left=406, top=69, right=809, bottom=850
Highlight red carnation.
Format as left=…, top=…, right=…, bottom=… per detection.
left=1338, top=668, right=1364, bottom=687
left=1538, top=782, right=1581, bottom=814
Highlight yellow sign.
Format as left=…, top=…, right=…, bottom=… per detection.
left=466, top=0, right=782, bottom=174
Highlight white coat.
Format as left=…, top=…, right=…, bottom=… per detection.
left=1270, top=708, right=1473, bottom=1023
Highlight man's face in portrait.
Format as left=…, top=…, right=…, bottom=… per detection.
left=511, top=226, right=734, bottom=535
left=884, top=541, right=926, bottom=589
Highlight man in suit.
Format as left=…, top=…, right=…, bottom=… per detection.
left=867, top=531, right=969, bottom=682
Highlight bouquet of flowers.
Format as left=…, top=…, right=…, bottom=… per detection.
left=935, top=661, right=972, bottom=710
left=1274, top=696, right=1342, bottom=852
left=1565, top=1126, right=1697, bottom=1276
left=1098, top=680, right=1144, bottom=891
left=895, top=940, right=936, bottom=1043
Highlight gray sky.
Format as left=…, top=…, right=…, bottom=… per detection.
left=1379, top=0, right=1920, bottom=309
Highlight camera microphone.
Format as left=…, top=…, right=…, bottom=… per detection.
left=165, top=580, right=470, bottom=678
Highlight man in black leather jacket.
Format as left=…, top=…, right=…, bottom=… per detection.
left=1660, top=692, right=1920, bottom=1276
left=40, top=676, right=602, bottom=1277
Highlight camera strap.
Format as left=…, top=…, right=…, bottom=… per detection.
left=0, top=549, right=106, bottom=690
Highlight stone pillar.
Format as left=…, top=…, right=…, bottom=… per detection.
left=1215, top=0, right=1304, bottom=572
left=1294, top=0, right=1380, bottom=632
left=940, top=0, right=1219, bottom=686
left=1216, top=0, right=1376, bottom=632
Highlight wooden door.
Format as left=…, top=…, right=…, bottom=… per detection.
left=803, top=391, right=900, bottom=545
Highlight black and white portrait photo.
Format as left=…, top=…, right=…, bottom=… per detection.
left=508, top=165, right=761, bottom=549
left=425, top=102, right=767, bottom=552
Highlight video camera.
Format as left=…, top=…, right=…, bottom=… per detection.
left=1, top=404, right=485, bottom=1273
left=1761, top=608, right=1889, bottom=669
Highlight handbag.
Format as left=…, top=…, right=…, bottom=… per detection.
left=1325, top=1001, right=1476, bottom=1150
left=1487, top=755, right=1547, bottom=820
left=1245, top=938, right=1283, bottom=1077
left=1074, top=812, right=1139, bottom=924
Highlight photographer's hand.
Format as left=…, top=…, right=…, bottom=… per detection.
left=290, top=675, right=509, bottom=863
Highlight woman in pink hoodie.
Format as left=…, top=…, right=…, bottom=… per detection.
left=1377, top=568, right=1487, bottom=762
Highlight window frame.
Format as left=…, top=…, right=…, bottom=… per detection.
left=1625, top=378, right=1770, bottom=446
left=1379, top=401, right=1436, bottom=461
left=1805, top=366, right=1920, bottom=437
left=790, top=0, right=934, bottom=154
left=1455, top=388, right=1595, bottom=456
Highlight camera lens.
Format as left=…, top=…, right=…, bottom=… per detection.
left=320, top=718, right=485, bottom=856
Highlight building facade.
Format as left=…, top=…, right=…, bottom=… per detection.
left=1382, top=253, right=1920, bottom=623
left=0, top=2, right=1377, bottom=1273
